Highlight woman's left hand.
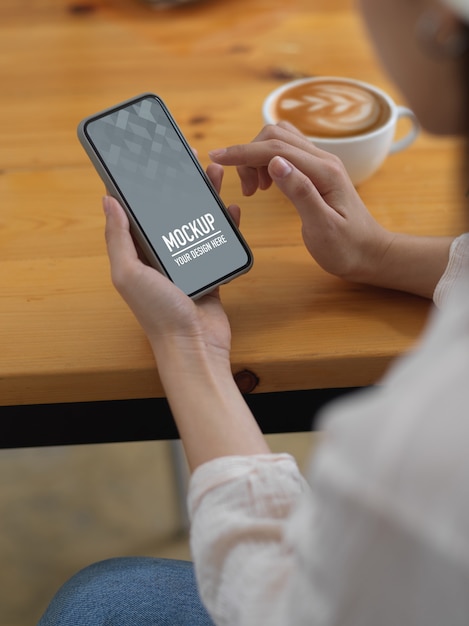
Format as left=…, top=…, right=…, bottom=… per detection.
left=103, top=163, right=239, bottom=360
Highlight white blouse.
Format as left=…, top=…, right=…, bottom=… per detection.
left=188, top=233, right=469, bottom=626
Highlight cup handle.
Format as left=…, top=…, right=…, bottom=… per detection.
left=389, top=106, right=420, bottom=154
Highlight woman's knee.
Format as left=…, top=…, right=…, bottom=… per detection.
left=37, top=557, right=214, bottom=626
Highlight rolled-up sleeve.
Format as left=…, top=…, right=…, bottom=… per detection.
left=186, top=253, right=469, bottom=626
left=186, top=343, right=469, bottom=626
left=188, top=453, right=310, bottom=625
left=433, top=233, right=469, bottom=307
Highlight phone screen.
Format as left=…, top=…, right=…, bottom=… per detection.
left=81, top=94, right=252, bottom=297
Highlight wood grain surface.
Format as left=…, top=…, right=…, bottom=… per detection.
left=0, top=0, right=465, bottom=406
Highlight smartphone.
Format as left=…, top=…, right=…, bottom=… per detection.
left=77, top=93, right=253, bottom=299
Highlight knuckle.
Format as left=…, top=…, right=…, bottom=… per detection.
left=326, top=152, right=344, bottom=168
left=261, top=124, right=285, bottom=142
left=110, top=268, right=125, bottom=293
left=267, top=137, right=288, bottom=153
left=293, top=173, right=314, bottom=201
left=323, top=152, right=347, bottom=176
left=262, top=123, right=280, bottom=136
left=110, top=262, right=133, bottom=294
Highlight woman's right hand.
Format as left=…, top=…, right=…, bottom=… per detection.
left=209, top=122, right=452, bottom=298
left=209, top=122, right=392, bottom=285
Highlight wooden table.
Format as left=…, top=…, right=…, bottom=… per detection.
left=0, top=0, right=465, bottom=447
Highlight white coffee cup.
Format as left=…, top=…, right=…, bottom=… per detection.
left=262, top=76, right=419, bottom=185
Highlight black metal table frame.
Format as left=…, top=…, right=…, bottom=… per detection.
left=0, top=387, right=362, bottom=449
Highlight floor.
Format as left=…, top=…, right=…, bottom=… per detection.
left=0, top=432, right=318, bottom=625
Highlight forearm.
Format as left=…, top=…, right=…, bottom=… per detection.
left=103, top=194, right=270, bottom=470
left=152, top=338, right=270, bottom=472
left=352, top=233, right=454, bottom=299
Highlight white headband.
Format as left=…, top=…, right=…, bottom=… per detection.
left=442, top=0, right=469, bottom=21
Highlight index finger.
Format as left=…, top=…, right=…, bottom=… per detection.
left=102, top=196, right=142, bottom=287
left=209, top=123, right=324, bottom=193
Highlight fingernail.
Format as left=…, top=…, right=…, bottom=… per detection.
left=271, top=156, right=292, bottom=178
left=208, top=148, right=227, bottom=159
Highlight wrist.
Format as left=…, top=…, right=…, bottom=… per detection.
left=337, top=224, right=395, bottom=286
left=150, top=334, right=269, bottom=471
left=347, top=231, right=453, bottom=299
left=357, top=228, right=397, bottom=286
left=152, top=333, right=233, bottom=384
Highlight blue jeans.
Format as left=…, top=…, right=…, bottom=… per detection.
left=37, top=557, right=215, bottom=625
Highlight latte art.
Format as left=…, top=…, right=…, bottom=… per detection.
left=274, top=81, right=391, bottom=138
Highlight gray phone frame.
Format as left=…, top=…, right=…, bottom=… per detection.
left=77, top=93, right=253, bottom=299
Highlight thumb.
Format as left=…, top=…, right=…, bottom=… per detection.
left=268, top=156, right=324, bottom=224
left=102, top=196, right=141, bottom=290
left=103, top=196, right=136, bottom=259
